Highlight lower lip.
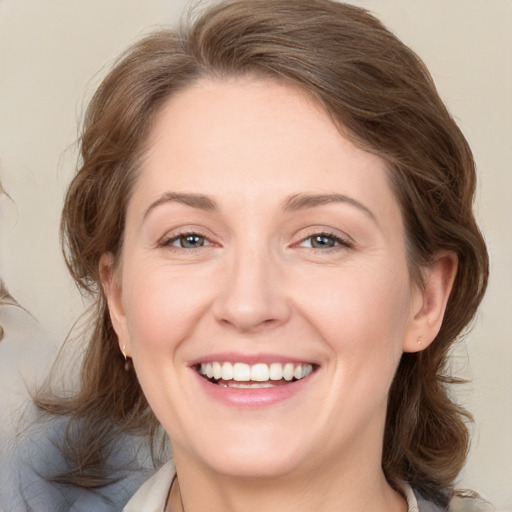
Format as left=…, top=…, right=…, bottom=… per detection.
left=192, top=370, right=315, bottom=408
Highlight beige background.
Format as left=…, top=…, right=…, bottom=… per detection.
left=0, top=0, right=510, bottom=508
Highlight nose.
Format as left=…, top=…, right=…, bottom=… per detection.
left=212, top=247, right=291, bottom=333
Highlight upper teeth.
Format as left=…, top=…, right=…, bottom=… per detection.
left=199, top=362, right=313, bottom=382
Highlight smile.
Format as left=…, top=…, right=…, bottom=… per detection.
left=197, top=362, right=314, bottom=388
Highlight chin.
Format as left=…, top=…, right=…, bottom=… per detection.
left=180, top=424, right=308, bottom=479
left=204, top=451, right=304, bottom=480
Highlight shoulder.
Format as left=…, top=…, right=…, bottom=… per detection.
left=0, top=414, right=155, bottom=512
left=403, top=484, right=498, bottom=512
left=415, top=490, right=496, bottom=512
left=447, top=493, right=496, bottom=512
left=123, top=459, right=176, bottom=512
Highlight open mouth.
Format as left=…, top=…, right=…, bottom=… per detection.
left=196, top=361, right=315, bottom=389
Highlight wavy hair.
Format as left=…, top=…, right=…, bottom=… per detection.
left=36, top=0, right=488, bottom=506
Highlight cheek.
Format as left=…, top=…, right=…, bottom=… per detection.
left=295, top=263, right=412, bottom=359
left=122, top=262, right=213, bottom=355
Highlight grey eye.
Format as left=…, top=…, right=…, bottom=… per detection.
left=176, top=234, right=206, bottom=248
left=309, top=235, right=337, bottom=248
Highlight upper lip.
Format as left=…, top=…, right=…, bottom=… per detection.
left=188, top=352, right=318, bottom=367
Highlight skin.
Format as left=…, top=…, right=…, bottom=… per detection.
left=101, top=77, right=457, bottom=512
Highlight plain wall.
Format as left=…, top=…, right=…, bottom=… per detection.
left=0, top=0, right=510, bottom=508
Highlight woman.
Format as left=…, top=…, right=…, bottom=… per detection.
left=18, top=0, right=491, bottom=510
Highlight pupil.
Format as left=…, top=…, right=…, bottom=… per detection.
left=181, top=235, right=204, bottom=248
left=312, top=235, right=334, bottom=248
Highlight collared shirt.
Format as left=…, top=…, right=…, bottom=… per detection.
left=123, top=460, right=495, bottom=512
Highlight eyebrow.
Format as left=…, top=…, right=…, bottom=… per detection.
left=143, top=191, right=376, bottom=224
left=283, top=193, right=377, bottom=223
left=143, top=192, right=217, bottom=221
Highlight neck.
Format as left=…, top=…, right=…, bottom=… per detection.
left=167, top=449, right=407, bottom=512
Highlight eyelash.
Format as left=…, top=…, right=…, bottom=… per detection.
left=297, top=231, right=352, bottom=251
left=159, top=230, right=352, bottom=252
left=159, top=231, right=213, bottom=250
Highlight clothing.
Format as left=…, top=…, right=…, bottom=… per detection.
left=0, top=414, right=157, bottom=512
left=123, top=459, right=495, bottom=512
left=123, top=460, right=175, bottom=512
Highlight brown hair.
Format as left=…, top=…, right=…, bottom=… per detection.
left=36, top=0, right=488, bottom=505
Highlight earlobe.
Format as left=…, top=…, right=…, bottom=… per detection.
left=403, top=251, right=458, bottom=353
left=99, top=253, right=131, bottom=357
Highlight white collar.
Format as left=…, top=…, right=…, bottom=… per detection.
left=123, top=459, right=176, bottom=512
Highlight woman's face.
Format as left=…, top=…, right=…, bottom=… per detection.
left=106, top=77, right=427, bottom=479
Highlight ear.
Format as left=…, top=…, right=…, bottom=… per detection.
left=99, top=253, right=131, bottom=357
left=403, top=251, right=458, bottom=353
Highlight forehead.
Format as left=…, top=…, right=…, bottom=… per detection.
left=130, top=77, right=401, bottom=228
left=146, top=77, right=337, bottom=167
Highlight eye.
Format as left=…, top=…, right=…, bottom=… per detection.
left=299, top=232, right=351, bottom=250
left=161, top=232, right=211, bottom=249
